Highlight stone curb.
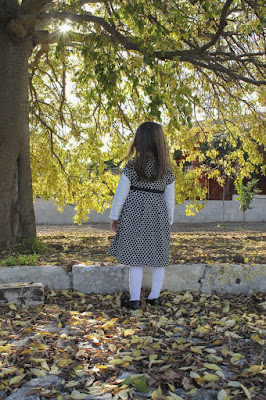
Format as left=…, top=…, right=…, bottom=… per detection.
left=0, top=282, right=44, bottom=306
left=0, top=263, right=265, bottom=296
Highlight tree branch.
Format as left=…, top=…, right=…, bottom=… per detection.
left=29, top=43, right=49, bottom=69
left=28, top=10, right=141, bottom=50
left=26, top=7, right=266, bottom=86
left=22, top=9, right=234, bottom=56
left=183, top=58, right=265, bottom=86
left=33, top=30, right=61, bottom=45
left=197, top=0, right=234, bottom=53
left=33, top=29, right=98, bottom=45
left=21, top=0, right=53, bottom=14
left=79, top=0, right=105, bottom=4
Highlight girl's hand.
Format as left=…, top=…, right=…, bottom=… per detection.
left=110, top=219, right=118, bottom=232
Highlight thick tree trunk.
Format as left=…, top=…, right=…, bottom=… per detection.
left=0, top=30, right=36, bottom=243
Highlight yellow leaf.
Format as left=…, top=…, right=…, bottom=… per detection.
left=8, top=303, right=17, bottom=310
left=167, top=383, right=175, bottom=391
left=107, top=343, right=116, bottom=352
left=187, top=388, right=197, bottom=395
left=221, top=348, right=229, bottom=356
left=196, top=325, right=210, bottom=334
left=110, top=359, right=126, bottom=365
left=118, top=389, right=128, bottom=400
left=216, top=371, right=225, bottom=379
left=203, top=373, right=220, bottom=381
left=213, top=339, right=224, bottom=345
left=41, top=361, right=50, bottom=371
left=225, top=319, right=235, bottom=327
left=121, top=362, right=130, bottom=368
left=168, top=393, right=185, bottom=400
left=226, top=332, right=242, bottom=339
left=122, top=356, right=133, bottom=362
left=248, top=365, right=262, bottom=373
left=131, top=336, right=139, bottom=344
left=0, top=367, right=17, bottom=376
left=30, top=368, right=47, bottom=377
left=95, top=364, right=109, bottom=370
left=103, top=318, right=118, bottom=330
left=65, top=381, right=79, bottom=388
left=9, top=374, right=25, bottom=385
left=30, top=357, right=46, bottom=363
left=57, top=357, right=73, bottom=368
left=39, top=331, right=52, bottom=336
left=0, top=344, right=11, bottom=353
left=228, top=381, right=240, bottom=387
left=165, top=302, right=172, bottom=308
left=30, top=343, right=49, bottom=350
left=50, top=365, right=60, bottom=374
left=240, top=384, right=251, bottom=399
left=151, top=390, right=159, bottom=400
left=190, top=371, right=201, bottom=379
left=230, top=353, right=244, bottom=364
left=135, top=356, right=146, bottom=361
left=151, top=342, right=161, bottom=349
left=124, top=329, right=136, bottom=336
left=258, top=369, right=266, bottom=375
left=151, top=386, right=163, bottom=400
left=76, top=292, right=85, bottom=297
left=217, top=389, right=230, bottom=400
left=190, top=346, right=203, bottom=354
left=70, top=390, right=89, bottom=399
left=203, top=363, right=221, bottom=371
left=251, top=334, right=265, bottom=345
left=132, top=349, right=141, bottom=357
left=207, top=354, right=223, bottom=363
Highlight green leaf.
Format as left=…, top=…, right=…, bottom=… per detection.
left=133, top=380, right=150, bottom=393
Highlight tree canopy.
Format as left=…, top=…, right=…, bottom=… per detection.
left=6, top=0, right=266, bottom=222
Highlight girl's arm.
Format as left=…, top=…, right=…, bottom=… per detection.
left=164, top=181, right=175, bottom=224
left=109, top=173, right=131, bottom=231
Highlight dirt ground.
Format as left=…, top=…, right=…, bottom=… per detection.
left=37, top=221, right=266, bottom=234
left=1, top=222, right=264, bottom=266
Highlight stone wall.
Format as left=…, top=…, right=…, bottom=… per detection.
left=34, top=195, right=266, bottom=224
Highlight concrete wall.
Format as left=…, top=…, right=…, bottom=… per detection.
left=34, top=194, right=266, bottom=224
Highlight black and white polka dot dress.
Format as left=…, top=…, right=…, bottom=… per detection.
left=109, top=158, right=175, bottom=267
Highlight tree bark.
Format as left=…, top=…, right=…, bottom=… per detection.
left=0, top=30, right=36, bottom=243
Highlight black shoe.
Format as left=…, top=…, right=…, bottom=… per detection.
left=121, top=297, right=141, bottom=310
left=147, top=298, right=161, bottom=306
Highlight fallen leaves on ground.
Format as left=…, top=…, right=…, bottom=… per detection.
left=0, top=230, right=265, bottom=267
left=0, top=290, right=265, bottom=399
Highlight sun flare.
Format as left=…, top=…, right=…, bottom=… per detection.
left=59, top=23, right=70, bottom=33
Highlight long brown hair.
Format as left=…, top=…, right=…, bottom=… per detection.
left=126, top=122, right=171, bottom=181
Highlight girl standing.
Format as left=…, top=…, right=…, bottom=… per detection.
left=108, top=122, right=175, bottom=310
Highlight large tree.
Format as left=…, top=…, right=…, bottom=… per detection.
left=0, top=0, right=265, bottom=243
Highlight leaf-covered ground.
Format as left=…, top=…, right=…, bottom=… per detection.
left=0, top=290, right=265, bottom=400
left=0, top=223, right=265, bottom=267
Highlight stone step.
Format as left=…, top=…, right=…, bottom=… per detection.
left=0, top=282, right=44, bottom=306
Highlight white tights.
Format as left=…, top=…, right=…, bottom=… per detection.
left=129, top=266, right=165, bottom=301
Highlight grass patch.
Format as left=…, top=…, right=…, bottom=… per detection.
left=1, top=253, right=38, bottom=267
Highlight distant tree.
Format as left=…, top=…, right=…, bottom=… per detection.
left=0, top=0, right=265, bottom=244
left=234, top=178, right=261, bottom=227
